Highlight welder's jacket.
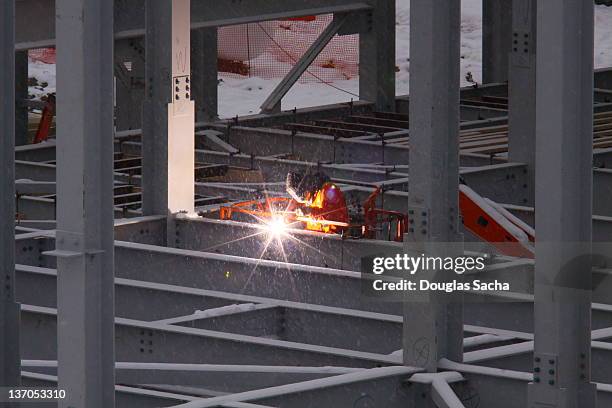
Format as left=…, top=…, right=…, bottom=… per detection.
left=299, top=182, right=349, bottom=233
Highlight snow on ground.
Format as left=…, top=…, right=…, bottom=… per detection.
left=28, top=59, right=56, bottom=101
left=28, top=0, right=612, bottom=118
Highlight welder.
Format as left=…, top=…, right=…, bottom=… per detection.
left=285, top=171, right=350, bottom=233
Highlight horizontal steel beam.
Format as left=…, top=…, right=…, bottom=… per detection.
left=437, top=360, right=610, bottom=408
left=174, top=217, right=401, bottom=271
left=15, top=0, right=372, bottom=48
left=166, top=366, right=419, bottom=408
left=15, top=264, right=404, bottom=355
left=20, top=304, right=401, bottom=368
left=460, top=339, right=612, bottom=385
left=15, top=160, right=56, bottom=182
left=23, top=361, right=359, bottom=393
left=15, top=230, right=612, bottom=333
left=22, top=371, right=192, bottom=407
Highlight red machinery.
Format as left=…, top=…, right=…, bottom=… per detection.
left=218, top=173, right=535, bottom=258
left=34, top=94, right=56, bottom=144
left=219, top=172, right=405, bottom=240
left=459, top=184, right=534, bottom=258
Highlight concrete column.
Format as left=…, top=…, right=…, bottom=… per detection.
left=0, top=0, right=22, bottom=390
left=54, top=0, right=115, bottom=406
left=115, top=39, right=145, bottom=131
left=482, top=0, right=512, bottom=84
left=507, top=0, right=537, bottom=206
left=192, top=27, right=218, bottom=122
left=405, top=0, right=463, bottom=372
left=142, top=0, right=195, bottom=221
left=15, top=50, right=29, bottom=145
left=359, top=0, right=396, bottom=111
left=528, top=0, right=596, bottom=406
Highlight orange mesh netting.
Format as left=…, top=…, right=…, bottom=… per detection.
left=28, top=48, right=56, bottom=64
left=29, top=15, right=359, bottom=83
left=218, top=15, right=359, bottom=82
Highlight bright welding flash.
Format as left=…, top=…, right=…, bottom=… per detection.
left=266, top=216, right=287, bottom=238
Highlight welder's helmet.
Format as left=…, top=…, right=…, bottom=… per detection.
left=286, top=171, right=330, bottom=204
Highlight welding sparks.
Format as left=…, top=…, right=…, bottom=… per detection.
left=265, top=215, right=288, bottom=239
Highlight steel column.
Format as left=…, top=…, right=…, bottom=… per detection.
left=482, top=0, right=512, bottom=84
left=192, top=27, right=219, bottom=122
left=528, top=0, right=597, bottom=406
left=15, top=50, right=29, bottom=146
left=53, top=0, right=116, bottom=406
left=0, top=0, right=21, bottom=391
left=507, top=0, right=537, bottom=205
left=405, top=0, right=463, bottom=371
left=142, top=0, right=195, bottom=219
left=359, top=0, right=395, bottom=111
left=115, top=39, right=145, bottom=131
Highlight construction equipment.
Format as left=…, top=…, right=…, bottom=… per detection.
left=459, top=183, right=535, bottom=258
left=33, top=93, right=55, bottom=143
left=218, top=173, right=536, bottom=258
left=218, top=172, right=406, bottom=242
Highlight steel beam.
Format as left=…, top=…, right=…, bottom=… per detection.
left=142, top=0, right=195, bottom=220
left=21, top=371, right=193, bottom=407
left=442, top=359, right=612, bottom=408
left=191, top=28, right=218, bottom=122
left=359, top=0, right=395, bottom=111
left=51, top=0, right=116, bottom=406
left=0, top=0, right=22, bottom=392
left=23, top=361, right=360, bottom=394
left=15, top=0, right=373, bottom=47
left=115, top=38, right=145, bottom=131
left=507, top=0, right=537, bottom=206
left=260, top=13, right=349, bottom=113
left=15, top=160, right=56, bottom=182
left=20, top=304, right=401, bottom=368
left=15, top=49, right=29, bottom=146
left=528, top=0, right=597, bottom=405
left=405, top=0, right=463, bottom=371
left=16, top=259, right=612, bottom=354
left=154, top=366, right=419, bottom=408
left=482, top=0, right=512, bottom=83
left=15, top=264, right=405, bottom=355
left=14, top=140, right=56, bottom=162
left=174, top=217, right=401, bottom=271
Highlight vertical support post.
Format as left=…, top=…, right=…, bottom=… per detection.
left=0, top=0, right=21, bottom=390
left=115, top=39, right=145, bottom=131
left=405, top=0, right=463, bottom=372
left=54, top=0, right=115, bottom=406
left=482, top=0, right=512, bottom=84
left=359, top=0, right=395, bottom=111
left=507, top=0, right=537, bottom=205
left=142, top=0, right=195, bottom=223
left=527, top=0, right=596, bottom=407
left=15, top=50, right=29, bottom=146
left=192, top=27, right=218, bottom=122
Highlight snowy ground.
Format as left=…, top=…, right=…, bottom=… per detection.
left=28, top=0, right=612, bottom=118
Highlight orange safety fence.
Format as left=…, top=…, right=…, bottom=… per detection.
left=29, top=15, right=359, bottom=84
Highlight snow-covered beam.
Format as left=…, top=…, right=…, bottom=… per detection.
left=19, top=303, right=401, bottom=368
left=161, top=366, right=420, bottom=408
left=22, top=360, right=360, bottom=394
